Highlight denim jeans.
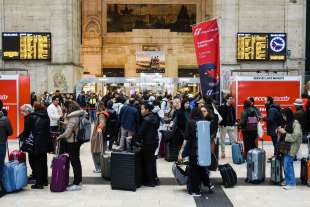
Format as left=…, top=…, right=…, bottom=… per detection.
left=0, top=143, right=7, bottom=186
left=89, top=109, right=97, bottom=123
left=283, top=154, right=296, bottom=186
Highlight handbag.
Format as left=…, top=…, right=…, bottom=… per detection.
left=279, top=141, right=291, bottom=154
left=21, top=133, right=34, bottom=153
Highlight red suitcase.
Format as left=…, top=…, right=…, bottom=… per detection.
left=9, top=150, right=26, bottom=163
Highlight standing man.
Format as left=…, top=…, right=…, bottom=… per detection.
left=218, top=95, right=236, bottom=159
left=119, top=98, right=140, bottom=151
left=0, top=107, right=13, bottom=197
left=88, top=93, right=98, bottom=123
left=77, top=91, right=87, bottom=109
left=293, top=98, right=306, bottom=142
left=263, top=96, right=282, bottom=161
left=54, top=90, right=64, bottom=106
left=47, top=96, right=63, bottom=132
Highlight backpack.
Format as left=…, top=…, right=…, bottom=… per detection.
left=75, top=114, right=91, bottom=144
left=247, top=110, right=258, bottom=131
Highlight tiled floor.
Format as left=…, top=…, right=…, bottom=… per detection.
left=1, top=141, right=310, bottom=207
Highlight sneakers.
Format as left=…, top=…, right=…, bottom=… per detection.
left=280, top=181, right=286, bottom=186
left=66, top=185, right=82, bottom=191
left=208, top=184, right=215, bottom=193
left=283, top=185, right=296, bottom=190
left=93, top=169, right=101, bottom=173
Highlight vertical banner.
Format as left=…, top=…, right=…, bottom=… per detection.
left=192, top=19, right=220, bottom=102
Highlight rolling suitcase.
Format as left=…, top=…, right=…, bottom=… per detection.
left=164, top=142, right=178, bottom=162
left=196, top=121, right=211, bottom=167
left=218, top=164, right=237, bottom=188
left=2, top=161, right=28, bottom=193
left=50, top=142, right=70, bottom=192
left=8, top=141, right=26, bottom=163
left=111, top=151, right=142, bottom=191
left=300, top=158, right=308, bottom=185
left=232, top=143, right=244, bottom=164
left=101, top=152, right=111, bottom=180
left=270, top=156, right=283, bottom=184
left=246, top=148, right=266, bottom=184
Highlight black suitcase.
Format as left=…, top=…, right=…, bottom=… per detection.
left=165, top=142, right=178, bottom=162
left=301, top=158, right=308, bottom=185
left=218, top=164, right=237, bottom=188
left=111, top=151, right=142, bottom=191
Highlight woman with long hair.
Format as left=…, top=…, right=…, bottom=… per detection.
left=57, top=101, right=87, bottom=191
left=277, top=108, right=302, bottom=190
left=91, top=101, right=109, bottom=173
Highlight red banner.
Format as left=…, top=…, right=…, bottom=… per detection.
left=192, top=19, right=220, bottom=101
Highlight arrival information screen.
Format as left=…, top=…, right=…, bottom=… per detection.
left=237, top=33, right=286, bottom=61
left=2, top=32, right=51, bottom=60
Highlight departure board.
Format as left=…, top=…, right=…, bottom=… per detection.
left=237, top=33, right=286, bottom=61
left=2, top=32, right=51, bottom=60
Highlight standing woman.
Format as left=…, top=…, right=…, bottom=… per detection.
left=91, top=102, right=109, bottom=173
left=57, top=101, right=87, bottom=191
left=239, top=100, right=258, bottom=157
left=277, top=108, right=302, bottom=190
left=31, top=102, right=51, bottom=189
left=20, top=104, right=36, bottom=180
left=183, top=107, right=214, bottom=196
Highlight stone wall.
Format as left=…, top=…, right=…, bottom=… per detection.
left=82, top=0, right=306, bottom=79
left=0, top=0, right=82, bottom=93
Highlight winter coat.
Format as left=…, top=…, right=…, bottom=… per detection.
left=91, top=111, right=109, bottom=153
left=239, top=106, right=258, bottom=132
left=0, top=111, right=13, bottom=144
left=21, top=113, right=32, bottom=142
left=285, top=120, right=302, bottom=157
left=137, top=113, right=160, bottom=145
left=31, top=110, right=52, bottom=154
left=219, top=104, right=236, bottom=127
left=58, top=110, right=87, bottom=143
left=266, top=104, right=282, bottom=136
left=119, top=104, right=139, bottom=133
left=77, top=95, right=87, bottom=108
left=47, top=103, right=63, bottom=127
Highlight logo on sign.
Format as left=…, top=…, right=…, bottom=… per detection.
left=270, top=37, right=285, bottom=53
left=193, top=27, right=202, bottom=36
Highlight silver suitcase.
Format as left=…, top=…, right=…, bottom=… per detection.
left=246, top=148, right=266, bottom=184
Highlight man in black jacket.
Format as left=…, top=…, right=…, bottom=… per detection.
left=218, top=95, right=236, bottom=158
left=138, top=101, right=160, bottom=187
left=0, top=110, right=13, bottom=196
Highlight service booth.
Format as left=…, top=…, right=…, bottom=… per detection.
left=230, top=76, right=301, bottom=141
left=0, top=75, right=30, bottom=139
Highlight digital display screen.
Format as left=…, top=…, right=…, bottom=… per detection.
left=2, top=32, right=51, bottom=60
left=237, top=33, right=286, bottom=61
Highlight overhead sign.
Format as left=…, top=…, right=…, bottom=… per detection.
left=2, top=32, right=51, bottom=60
left=237, top=33, right=286, bottom=61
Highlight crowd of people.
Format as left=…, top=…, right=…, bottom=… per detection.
left=0, top=89, right=309, bottom=196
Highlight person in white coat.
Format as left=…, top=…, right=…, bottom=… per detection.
left=47, top=96, right=63, bottom=132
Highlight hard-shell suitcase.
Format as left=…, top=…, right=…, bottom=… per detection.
left=172, top=163, right=188, bottom=185
left=246, top=148, right=266, bottom=184
left=218, top=164, right=237, bottom=188
left=270, top=156, right=283, bottom=184
left=50, top=142, right=70, bottom=192
left=8, top=150, right=26, bottom=163
left=111, top=151, right=142, bottom=191
left=101, top=152, right=111, bottom=180
left=196, top=121, right=211, bottom=167
left=164, top=142, right=178, bottom=162
left=2, top=161, right=28, bottom=193
left=232, top=143, right=244, bottom=164
left=300, top=157, right=310, bottom=185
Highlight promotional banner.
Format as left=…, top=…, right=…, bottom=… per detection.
left=231, top=76, right=301, bottom=141
left=136, top=51, right=165, bottom=73
left=0, top=75, right=30, bottom=139
left=192, top=19, right=220, bottom=102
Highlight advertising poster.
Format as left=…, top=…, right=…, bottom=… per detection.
left=136, top=51, right=165, bottom=73
left=192, top=19, right=220, bottom=102
left=0, top=75, right=30, bottom=139
left=231, top=76, right=301, bottom=141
